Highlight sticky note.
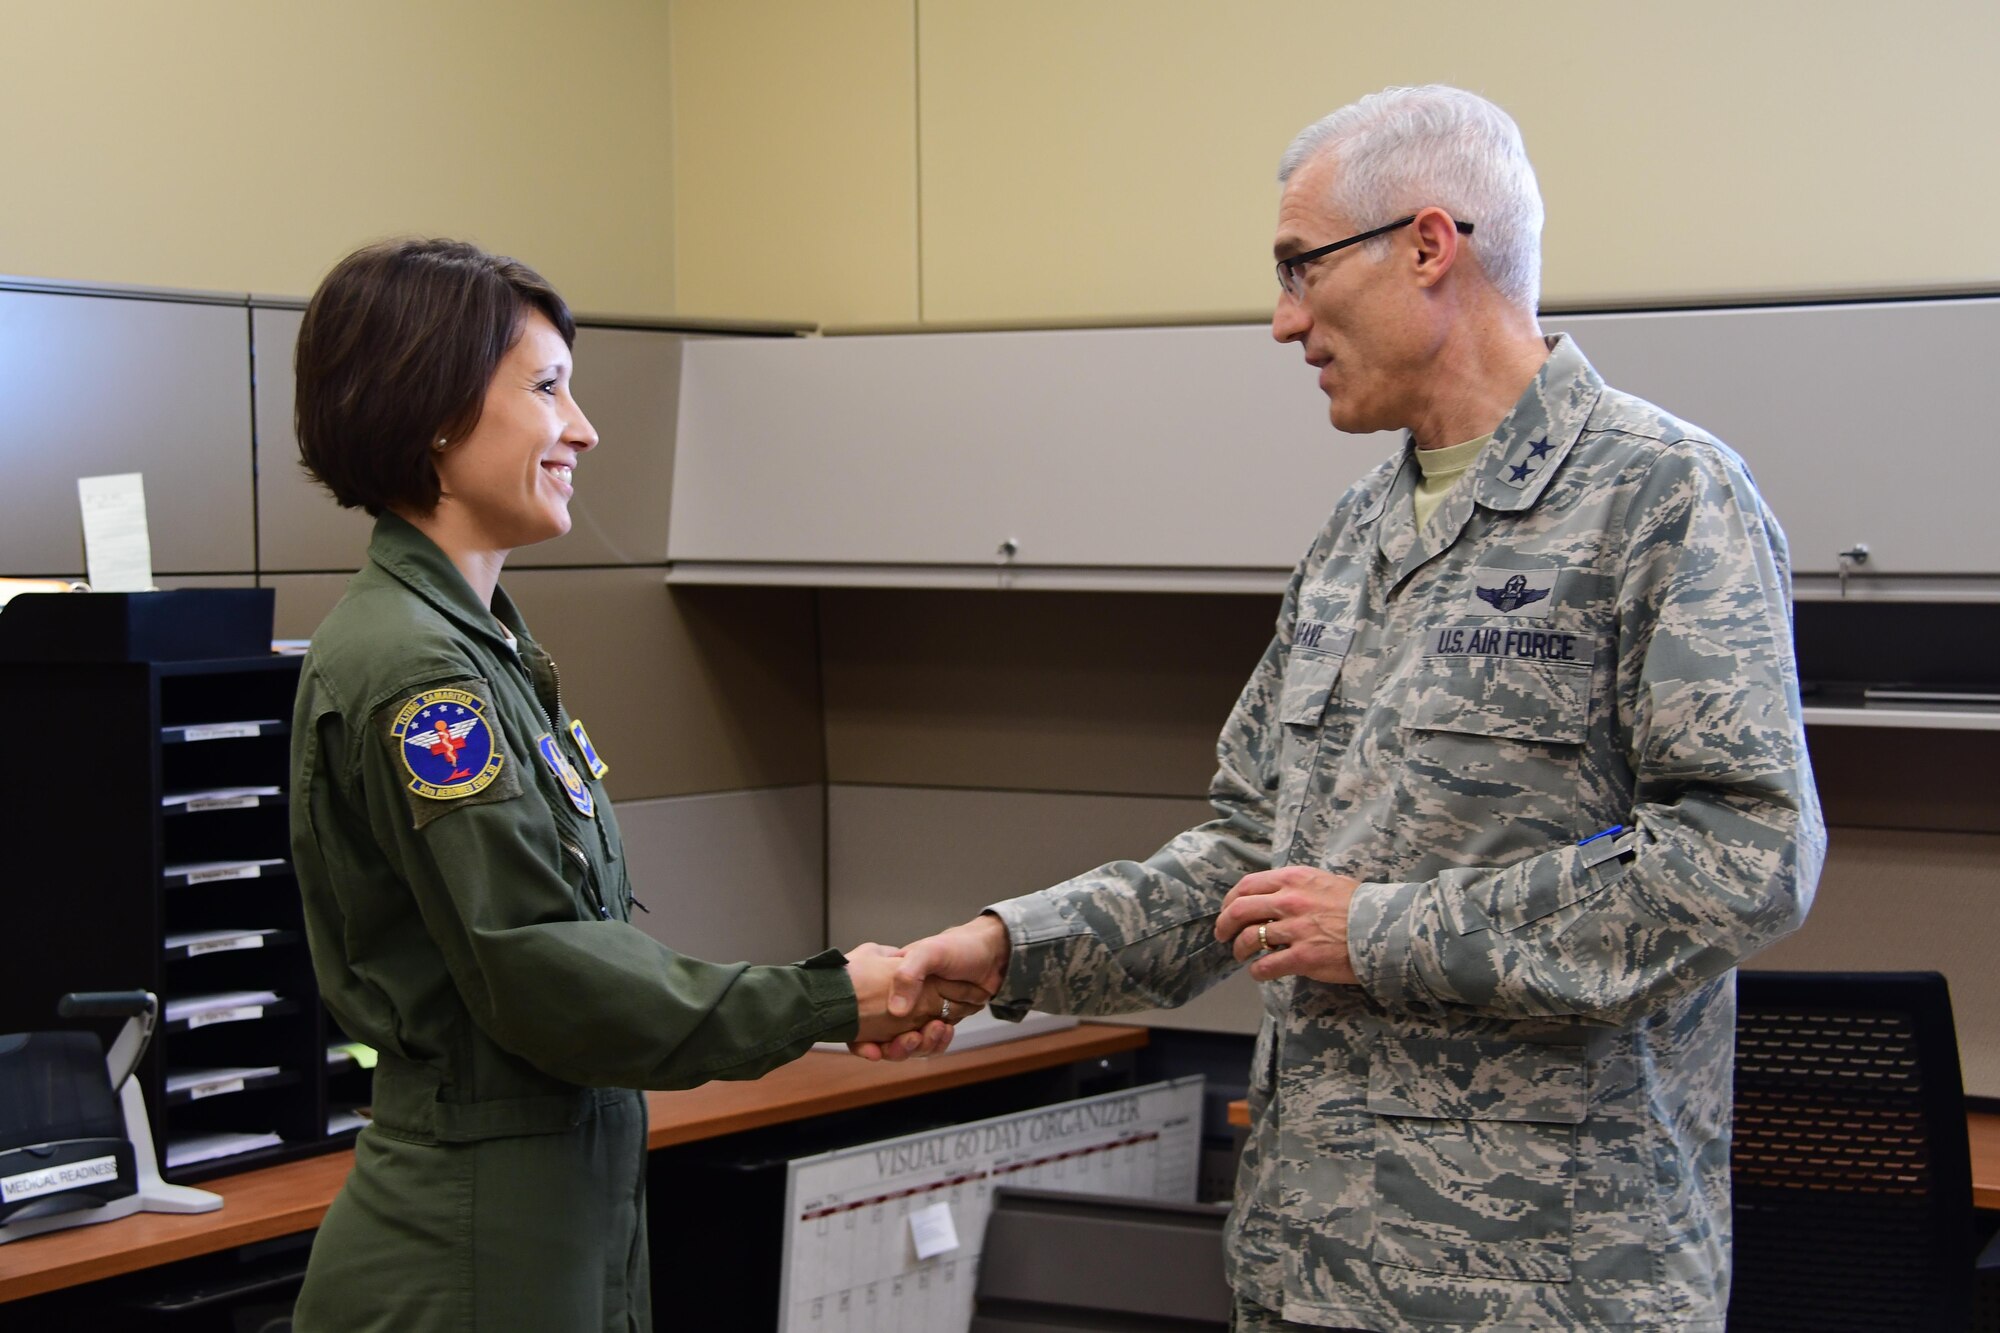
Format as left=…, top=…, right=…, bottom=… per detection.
left=909, top=1200, right=959, bottom=1260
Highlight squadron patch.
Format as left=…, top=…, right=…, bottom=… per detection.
left=536, top=733, right=596, bottom=818
left=392, top=689, right=505, bottom=800
left=568, top=718, right=609, bottom=779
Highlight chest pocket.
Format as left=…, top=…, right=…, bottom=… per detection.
left=1398, top=649, right=1593, bottom=843
left=1404, top=652, right=1590, bottom=745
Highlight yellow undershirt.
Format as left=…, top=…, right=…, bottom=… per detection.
left=1412, top=433, right=1492, bottom=532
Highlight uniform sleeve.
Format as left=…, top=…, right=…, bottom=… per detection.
left=986, top=575, right=1298, bottom=1018
left=333, top=689, right=856, bottom=1089
left=1347, top=444, right=1825, bottom=1025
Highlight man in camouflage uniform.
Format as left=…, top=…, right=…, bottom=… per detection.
left=868, top=85, right=1823, bottom=1331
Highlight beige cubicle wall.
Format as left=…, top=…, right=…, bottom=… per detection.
left=0, top=288, right=256, bottom=578
left=820, top=586, right=1278, bottom=1032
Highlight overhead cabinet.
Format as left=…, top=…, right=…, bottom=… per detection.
left=668, top=324, right=1395, bottom=588
left=667, top=296, right=2000, bottom=592
left=1545, top=298, right=2000, bottom=582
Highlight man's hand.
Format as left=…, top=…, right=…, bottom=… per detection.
left=1215, top=866, right=1361, bottom=985
left=850, top=915, right=1012, bottom=1062
left=845, top=943, right=989, bottom=1058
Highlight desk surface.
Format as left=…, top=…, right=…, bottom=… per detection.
left=1226, top=1100, right=2000, bottom=1212
left=0, top=1022, right=1147, bottom=1304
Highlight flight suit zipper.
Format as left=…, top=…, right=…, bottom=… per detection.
left=543, top=653, right=638, bottom=914
left=509, top=647, right=615, bottom=922
left=561, top=836, right=612, bottom=921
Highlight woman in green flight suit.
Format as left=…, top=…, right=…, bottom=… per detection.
left=286, top=239, right=978, bottom=1332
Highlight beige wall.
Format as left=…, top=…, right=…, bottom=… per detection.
left=669, top=0, right=919, bottom=326
left=17, top=3, right=1992, bottom=325
left=0, top=1, right=676, bottom=313
left=675, top=0, right=2000, bottom=327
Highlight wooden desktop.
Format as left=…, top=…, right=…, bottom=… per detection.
left=0, top=1022, right=1148, bottom=1304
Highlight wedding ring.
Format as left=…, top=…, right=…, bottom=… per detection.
left=1258, top=922, right=1271, bottom=953
left=940, top=998, right=952, bottom=1023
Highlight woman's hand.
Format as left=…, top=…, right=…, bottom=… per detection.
left=845, top=943, right=989, bottom=1055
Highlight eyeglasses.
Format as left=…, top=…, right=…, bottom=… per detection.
left=1275, top=216, right=1474, bottom=301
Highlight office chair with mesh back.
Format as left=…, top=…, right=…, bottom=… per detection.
left=1728, top=970, right=1973, bottom=1332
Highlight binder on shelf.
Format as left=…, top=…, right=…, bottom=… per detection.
left=0, top=588, right=274, bottom=663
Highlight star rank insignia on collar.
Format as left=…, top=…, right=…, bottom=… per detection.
left=1500, top=435, right=1551, bottom=489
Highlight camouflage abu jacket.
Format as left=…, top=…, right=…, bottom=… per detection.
left=987, top=335, right=1824, bottom=1331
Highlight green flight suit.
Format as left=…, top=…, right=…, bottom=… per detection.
left=288, top=514, right=858, bottom=1332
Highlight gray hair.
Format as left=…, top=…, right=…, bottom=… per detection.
left=1278, top=85, right=1543, bottom=310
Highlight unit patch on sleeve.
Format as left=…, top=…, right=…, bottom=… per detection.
left=536, top=733, right=596, bottom=818
left=392, top=688, right=506, bottom=799
left=568, top=718, right=609, bottom=779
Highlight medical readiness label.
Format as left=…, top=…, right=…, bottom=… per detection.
left=1425, top=625, right=1596, bottom=667
left=2, top=1154, right=120, bottom=1203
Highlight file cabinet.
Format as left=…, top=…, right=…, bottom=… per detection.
left=0, top=650, right=369, bottom=1183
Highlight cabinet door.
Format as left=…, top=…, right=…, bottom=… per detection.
left=669, top=324, right=1393, bottom=572
left=1547, top=298, right=2000, bottom=577
left=0, top=290, right=255, bottom=577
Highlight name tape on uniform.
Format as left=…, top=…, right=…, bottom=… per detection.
left=1292, top=622, right=1355, bottom=655
left=1426, top=625, right=1596, bottom=667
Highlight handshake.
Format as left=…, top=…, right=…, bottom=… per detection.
left=840, top=913, right=1014, bottom=1061
left=834, top=867, right=1363, bottom=1060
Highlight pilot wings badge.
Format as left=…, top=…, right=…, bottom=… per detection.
left=392, top=688, right=505, bottom=800
left=1472, top=569, right=1558, bottom=616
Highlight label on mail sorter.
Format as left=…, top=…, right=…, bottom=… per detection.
left=1, top=1154, right=120, bottom=1204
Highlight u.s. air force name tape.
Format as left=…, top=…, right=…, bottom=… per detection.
left=1426, top=625, right=1596, bottom=666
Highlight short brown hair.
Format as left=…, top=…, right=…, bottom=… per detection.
left=295, top=238, right=576, bottom=516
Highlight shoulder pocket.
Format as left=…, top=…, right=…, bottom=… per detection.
left=1280, top=648, right=1349, bottom=726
